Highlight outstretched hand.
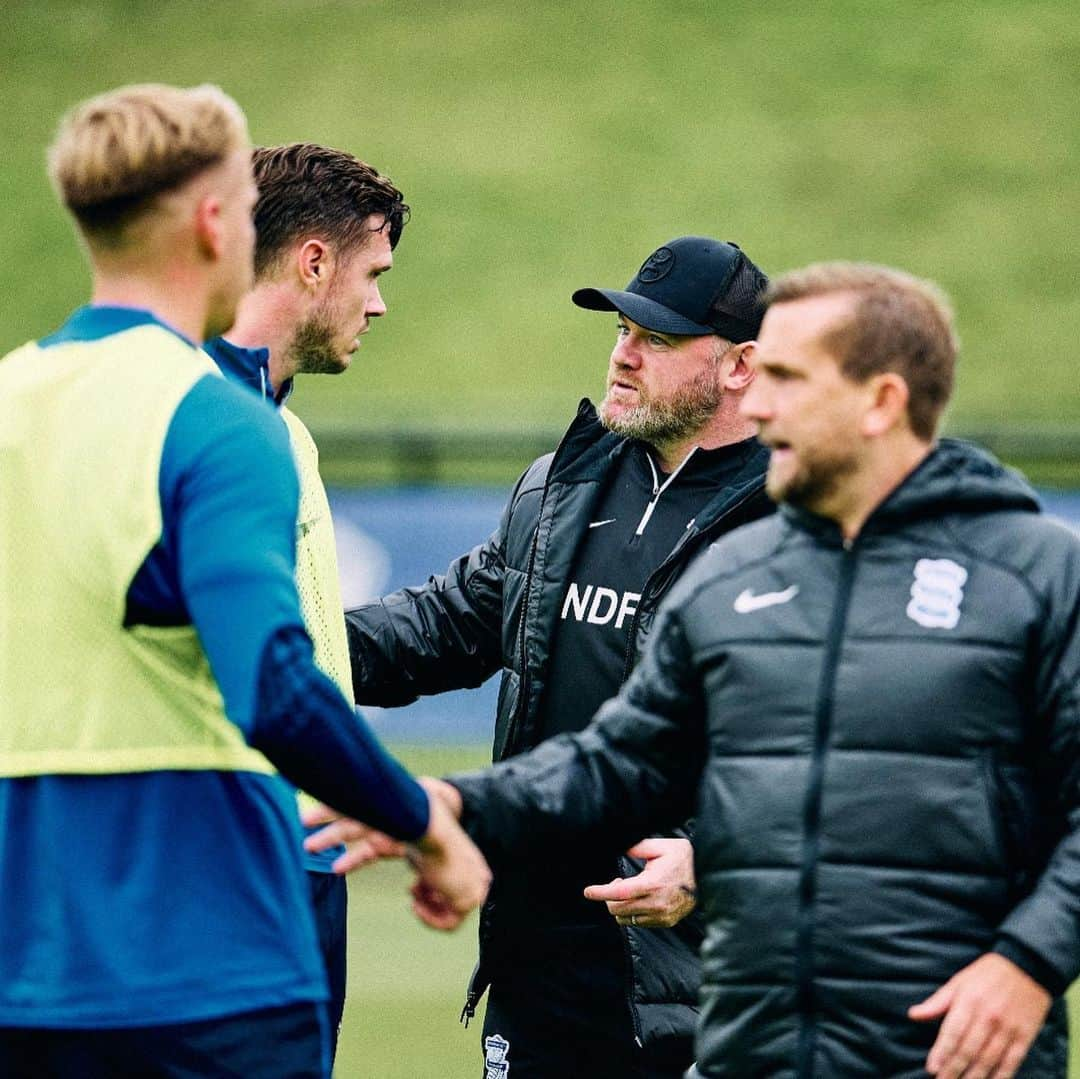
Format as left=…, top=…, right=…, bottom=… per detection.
left=908, top=952, right=1051, bottom=1078
left=582, top=837, right=697, bottom=928
left=302, top=778, right=490, bottom=931
left=302, top=802, right=406, bottom=871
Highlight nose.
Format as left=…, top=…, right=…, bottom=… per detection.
left=739, top=377, right=770, bottom=423
left=611, top=334, right=642, bottom=369
left=367, top=284, right=387, bottom=318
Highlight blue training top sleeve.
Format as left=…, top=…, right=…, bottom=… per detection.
left=160, top=375, right=429, bottom=839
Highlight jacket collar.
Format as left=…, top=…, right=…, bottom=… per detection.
left=548, top=399, right=631, bottom=484
left=550, top=398, right=770, bottom=534
left=203, top=336, right=294, bottom=406
left=780, top=438, right=1041, bottom=545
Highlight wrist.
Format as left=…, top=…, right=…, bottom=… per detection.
left=993, top=938, right=1065, bottom=997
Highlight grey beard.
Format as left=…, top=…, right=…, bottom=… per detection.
left=598, top=369, right=723, bottom=446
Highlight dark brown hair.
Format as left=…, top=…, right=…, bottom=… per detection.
left=765, top=263, right=957, bottom=440
left=250, top=143, right=408, bottom=278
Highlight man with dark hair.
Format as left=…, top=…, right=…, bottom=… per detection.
left=0, top=91, right=488, bottom=1078
left=203, top=141, right=407, bottom=1059
left=341, top=237, right=773, bottom=1077
left=317, top=260, right=1080, bottom=1077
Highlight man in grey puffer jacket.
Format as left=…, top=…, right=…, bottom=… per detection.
left=311, top=262, right=1080, bottom=1078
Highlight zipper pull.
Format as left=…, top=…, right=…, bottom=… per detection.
left=460, top=991, right=479, bottom=1028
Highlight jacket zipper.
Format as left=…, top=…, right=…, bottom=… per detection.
left=620, top=921, right=646, bottom=1048
left=796, top=543, right=858, bottom=1078
left=502, top=476, right=556, bottom=760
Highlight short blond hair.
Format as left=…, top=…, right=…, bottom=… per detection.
left=765, top=263, right=957, bottom=440
left=47, top=83, right=248, bottom=244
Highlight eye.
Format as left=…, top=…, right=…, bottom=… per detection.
left=763, top=363, right=796, bottom=381
left=648, top=334, right=668, bottom=348
left=615, top=323, right=629, bottom=337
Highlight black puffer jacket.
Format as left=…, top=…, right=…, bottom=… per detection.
left=346, top=400, right=771, bottom=1046
left=449, top=440, right=1080, bottom=1078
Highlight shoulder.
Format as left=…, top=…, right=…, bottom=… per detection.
left=517, top=452, right=555, bottom=498
left=945, top=507, right=1080, bottom=607
left=279, top=406, right=317, bottom=457
left=163, top=375, right=294, bottom=500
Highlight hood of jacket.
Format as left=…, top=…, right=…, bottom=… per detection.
left=782, top=437, right=1041, bottom=543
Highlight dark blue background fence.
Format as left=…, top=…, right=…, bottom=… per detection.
left=331, top=485, right=1080, bottom=745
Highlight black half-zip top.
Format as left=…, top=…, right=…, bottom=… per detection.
left=538, top=438, right=757, bottom=745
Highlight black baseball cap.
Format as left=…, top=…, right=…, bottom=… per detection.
left=572, top=236, right=768, bottom=342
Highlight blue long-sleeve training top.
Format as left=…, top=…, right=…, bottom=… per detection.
left=0, top=305, right=428, bottom=1028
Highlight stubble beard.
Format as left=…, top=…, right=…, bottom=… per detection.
left=598, top=364, right=724, bottom=446
left=767, top=446, right=859, bottom=516
left=287, top=309, right=346, bottom=376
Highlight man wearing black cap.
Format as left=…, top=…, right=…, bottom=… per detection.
left=344, top=237, right=773, bottom=1078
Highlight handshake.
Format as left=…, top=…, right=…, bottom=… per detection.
left=303, top=778, right=490, bottom=931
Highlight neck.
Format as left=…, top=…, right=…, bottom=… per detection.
left=650, top=410, right=758, bottom=473
left=91, top=272, right=210, bottom=346
left=831, top=436, right=933, bottom=540
left=225, top=282, right=303, bottom=393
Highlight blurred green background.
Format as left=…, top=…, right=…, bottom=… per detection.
left=3, top=0, right=1078, bottom=482
left=3, top=3, right=1079, bottom=1075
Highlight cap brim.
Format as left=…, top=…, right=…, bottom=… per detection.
left=571, top=288, right=714, bottom=336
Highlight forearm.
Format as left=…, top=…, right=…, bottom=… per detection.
left=251, top=625, right=429, bottom=841
left=346, top=595, right=497, bottom=706
left=346, top=555, right=503, bottom=706
left=450, top=710, right=696, bottom=867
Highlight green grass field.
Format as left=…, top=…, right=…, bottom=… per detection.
left=337, top=744, right=488, bottom=1078
left=343, top=745, right=1080, bottom=1078
left=2, top=1, right=1078, bottom=447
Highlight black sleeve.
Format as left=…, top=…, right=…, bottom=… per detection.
left=447, top=597, right=707, bottom=867
left=344, top=466, right=535, bottom=706
left=994, top=536, right=1080, bottom=994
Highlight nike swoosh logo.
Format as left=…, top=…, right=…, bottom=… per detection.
left=733, top=585, right=800, bottom=613
left=589, top=518, right=617, bottom=529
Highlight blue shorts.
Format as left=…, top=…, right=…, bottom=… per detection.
left=0, top=1001, right=329, bottom=1078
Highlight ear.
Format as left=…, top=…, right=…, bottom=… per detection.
left=193, top=194, right=224, bottom=260
left=860, top=373, right=910, bottom=438
left=296, top=238, right=331, bottom=290
left=721, top=341, right=757, bottom=392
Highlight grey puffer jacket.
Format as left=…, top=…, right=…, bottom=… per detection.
left=449, top=440, right=1080, bottom=1078
left=346, top=399, right=771, bottom=1047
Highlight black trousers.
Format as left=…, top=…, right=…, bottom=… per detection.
left=308, top=869, right=348, bottom=1062
left=480, top=925, right=691, bottom=1079
left=0, top=1002, right=328, bottom=1079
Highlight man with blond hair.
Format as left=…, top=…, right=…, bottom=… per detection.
left=316, top=262, right=1080, bottom=1077
left=0, top=84, right=488, bottom=1077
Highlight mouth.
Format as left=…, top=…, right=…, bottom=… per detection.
left=608, top=379, right=640, bottom=396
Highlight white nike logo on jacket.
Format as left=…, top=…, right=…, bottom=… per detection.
left=733, top=585, right=800, bottom=613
